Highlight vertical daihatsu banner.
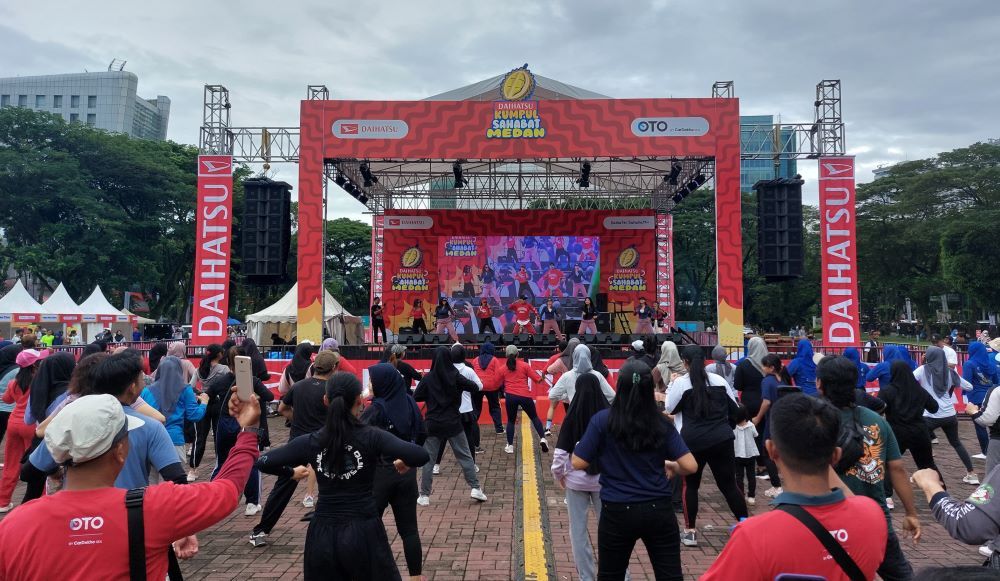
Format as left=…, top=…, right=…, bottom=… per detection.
left=818, top=156, right=860, bottom=346
left=192, top=155, right=234, bottom=344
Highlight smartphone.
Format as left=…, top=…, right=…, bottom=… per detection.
left=234, top=356, right=253, bottom=402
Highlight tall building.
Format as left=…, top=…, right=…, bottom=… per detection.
left=0, top=71, right=170, bottom=140
left=740, top=115, right=798, bottom=191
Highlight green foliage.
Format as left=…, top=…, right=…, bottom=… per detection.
left=323, top=218, right=372, bottom=314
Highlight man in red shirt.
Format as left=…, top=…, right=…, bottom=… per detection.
left=508, top=295, right=538, bottom=334
left=514, top=265, right=531, bottom=299
left=0, top=391, right=261, bottom=580
left=579, top=236, right=597, bottom=261
left=702, top=393, right=889, bottom=581
left=538, top=263, right=565, bottom=298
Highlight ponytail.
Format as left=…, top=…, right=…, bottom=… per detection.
left=507, top=354, right=517, bottom=371
left=320, top=373, right=363, bottom=475
left=681, top=345, right=712, bottom=418
left=199, top=344, right=223, bottom=380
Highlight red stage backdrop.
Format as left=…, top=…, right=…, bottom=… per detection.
left=818, top=157, right=860, bottom=345
left=380, top=210, right=654, bottom=333
left=192, top=155, right=234, bottom=345
left=297, top=94, right=742, bottom=343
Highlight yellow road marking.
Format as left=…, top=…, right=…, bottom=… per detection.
left=520, top=411, right=549, bottom=581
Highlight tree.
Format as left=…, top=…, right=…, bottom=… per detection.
left=324, top=218, right=372, bottom=314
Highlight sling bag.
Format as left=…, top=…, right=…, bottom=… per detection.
left=776, top=504, right=866, bottom=581
left=126, top=487, right=184, bottom=581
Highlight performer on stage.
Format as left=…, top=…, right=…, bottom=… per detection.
left=477, top=299, right=497, bottom=334
left=522, top=236, right=539, bottom=269
left=539, top=263, right=565, bottom=298
left=505, top=236, right=518, bottom=262
left=569, top=264, right=588, bottom=298
left=410, top=298, right=428, bottom=335
left=655, top=301, right=671, bottom=332
left=579, top=236, right=597, bottom=262
left=508, top=295, right=538, bottom=335
left=371, top=296, right=387, bottom=344
left=553, top=236, right=569, bottom=264
left=539, top=298, right=563, bottom=339
left=480, top=263, right=501, bottom=305
left=461, top=265, right=476, bottom=298
left=579, top=297, right=598, bottom=335
left=514, top=265, right=532, bottom=299
left=634, top=297, right=655, bottom=335
left=433, top=298, right=460, bottom=342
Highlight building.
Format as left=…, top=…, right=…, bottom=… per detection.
left=872, top=163, right=896, bottom=180
left=740, top=115, right=798, bottom=191
left=0, top=71, right=170, bottom=140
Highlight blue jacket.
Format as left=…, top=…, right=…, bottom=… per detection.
left=963, top=342, right=999, bottom=405
left=140, top=385, right=206, bottom=445
left=786, top=340, right=817, bottom=396
left=866, top=345, right=904, bottom=388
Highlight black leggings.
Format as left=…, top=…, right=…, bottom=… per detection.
left=374, top=466, right=422, bottom=576
left=479, top=318, right=497, bottom=334
left=886, top=426, right=943, bottom=499
left=924, top=415, right=973, bottom=472
left=682, top=439, right=748, bottom=528
left=505, top=394, right=544, bottom=445
left=599, top=499, right=681, bottom=580
left=761, top=435, right=781, bottom=487
left=188, top=413, right=218, bottom=469
left=476, top=390, right=503, bottom=431
left=735, top=457, right=757, bottom=497
left=412, top=318, right=428, bottom=335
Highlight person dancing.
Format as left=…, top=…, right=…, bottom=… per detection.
left=471, top=342, right=505, bottom=434
left=477, top=299, right=497, bottom=334
left=509, top=295, right=538, bottom=335
left=539, top=298, right=563, bottom=339
left=634, top=297, right=655, bottom=336
left=514, top=265, right=532, bottom=300
left=498, top=345, right=549, bottom=454
left=579, top=297, right=598, bottom=335
left=461, top=266, right=476, bottom=298
left=522, top=236, right=539, bottom=269
left=480, top=264, right=502, bottom=305
left=553, top=236, right=569, bottom=264
left=539, top=263, right=565, bottom=298
left=505, top=236, right=518, bottom=263
left=371, top=296, right=387, bottom=344
left=410, top=299, right=428, bottom=335
left=578, top=236, right=597, bottom=262
left=569, top=264, right=588, bottom=298
left=433, top=298, right=460, bottom=342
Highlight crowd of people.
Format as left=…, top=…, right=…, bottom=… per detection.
left=1, top=329, right=999, bottom=579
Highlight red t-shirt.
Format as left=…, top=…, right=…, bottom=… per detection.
left=545, top=269, right=563, bottom=286
left=462, top=273, right=473, bottom=283
left=701, top=494, right=887, bottom=581
left=338, top=357, right=359, bottom=377
left=580, top=237, right=594, bottom=250
left=472, top=357, right=503, bottom=392
left=511, top=301, right=536, bottom=321
left=0, top=433, right=258, bottom=581
left=411, top=307, right=425, bottom=319
left=515, top=271, right=529, bottom=283
left=497, top=360, right=545, bottom=398
left=2, top=380, right=29, bottom=425
left=477, top=305, right=492, bottom=320
left=554, top=237, right=564, bottom=249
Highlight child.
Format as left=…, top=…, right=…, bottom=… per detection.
left=733, top=403, right=760, bottom=506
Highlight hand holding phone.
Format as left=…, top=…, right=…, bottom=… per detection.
left=234, top=355, right=253, bottom=402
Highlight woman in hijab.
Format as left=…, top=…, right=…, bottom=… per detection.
left=915, top=346, right=979, bottom=485
left=963, top=341, right=999, bottom=457
left=843, top=347, right=870, bottom=390
left=551, top=374, right=614, bottom=581
left=548, top=345, right=617, bottom=429
left=242, top=338, right=271, bottom=382
left=167, top=341, right=198, bottom=384
left=866, top=345, right=904, bottom=388
left=898, top=346, right=917, bottom=371
left=26, top=351, right=76, bottom=424
left=280, top=342, right=315, bottom=394
left=653, top=341, right=686, bottom=394
left=548, top=338, right=582, bottom=376
left=588, top=346, right=610, bottom=379
left=785, top=339, right=817, bottom=396
left=141, top=356, right=208, bottom=476
left=879, top=360, right=943, bottom=503
left=362, top=363, right=426, bottom=581
left=148, top=342, right=169, bottom=375
left=705, top=345, right=735, bottom=388
left=734, top=336, right=769, bottom=420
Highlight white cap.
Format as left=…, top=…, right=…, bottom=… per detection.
left=44, top=394, right=144, bottom=465
left=631, top=340, right=645, bottom=351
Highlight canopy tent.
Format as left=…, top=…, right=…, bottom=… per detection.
left=78, top=286, right=133, bottom=342
left=246, top=284, right=362, bottom=346
left=122, top=309, right=156, bottom=325
left=0, top=280, right=53, bottom=338
left=41, top=283, right=83, bottom=322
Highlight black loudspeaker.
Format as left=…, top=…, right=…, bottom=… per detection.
left=755, top=177, right=804, bottom=281
left=595, top=293, right=611, bottom=333
left=398, top=333, right=420, bottom=345
left=502, top=333, right=515, bottom=345
left=242, top=179, right=292, bottom=282
left=579, top=333, right=597, bottom=344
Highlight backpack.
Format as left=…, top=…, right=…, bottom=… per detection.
left=835, top=407, right=866, bottom=474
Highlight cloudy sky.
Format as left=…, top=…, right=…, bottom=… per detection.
left=3, top=0, right=998, bottom=216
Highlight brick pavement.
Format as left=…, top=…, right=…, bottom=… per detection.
left=0, top=414, right=991, bottom=579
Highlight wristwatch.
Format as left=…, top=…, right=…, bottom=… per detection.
left=240, top=426, right=261, bottom=435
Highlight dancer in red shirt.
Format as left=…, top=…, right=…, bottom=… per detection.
left=508, top=295, right=538, bottom=335
left=579, top=236, right=597, bottom=262
left=496, top=345, right=548, bottom=454
left=477, top=299, right=497, bottom=334
left=461, top=265, right=476, bottom=298
left=538, top=263, right=565, bottom=298
left=514, top=265, right=532, bottom=300
left=409, top=298, right=428, bottom=335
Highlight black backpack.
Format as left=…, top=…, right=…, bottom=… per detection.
left=835, top=407, right=866, bottom=474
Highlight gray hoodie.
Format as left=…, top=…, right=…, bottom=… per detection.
left=931, top=463, right=1000, bottom=552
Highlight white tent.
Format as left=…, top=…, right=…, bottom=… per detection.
left=78, top=286, right=132, bottom=342
left=0, top=280, right=52, bottom=337
left=41, top=283, right=82, bottom=317
left=246, top=284, right=362, bottom=345
left=122, top=309, right=155, bottom=325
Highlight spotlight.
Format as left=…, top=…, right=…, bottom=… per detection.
left=359, top=162, right=377, bottom=188
left=345, top=183, right=358, bottom=196
left=664, top=161, right=682, bottom=185
left=334, top=172, right=347, bottom=187
left=576, top=161, right=591, bottom=188
left=358, top=193, right=368, bottom=205
left=453, top=161, right=468, bottom=189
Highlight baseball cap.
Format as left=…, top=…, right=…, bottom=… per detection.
left=44, top=394, right=144, bottom=466
left=312, top=351, right=339, bottom=375
left=505, top=344, right=520, bottom=357
left=16, top=348, right=49, bottom=368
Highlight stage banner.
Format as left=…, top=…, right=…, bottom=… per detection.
left=818, top=156, right=860, bottom=346
left=192, top=155, right=234, bottom=345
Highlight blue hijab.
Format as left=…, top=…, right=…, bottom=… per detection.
left=867, top=345, right=904, bottom=387
left=897, top=347, right=917, bottom=371
left=478, top=342, right=495, bottom=371
left=367, top=362, right=421, bottom=442
left=965, top=342, right=999, bottom=402
left=843, top=348, right=868, bottom=389
left=149, top=356, right=189, bottom=415
left=786, top=339, right=817, bottom=395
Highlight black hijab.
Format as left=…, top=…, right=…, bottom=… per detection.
left=241, top=338, right=269, bottom=379
left=368, top=363, right=419, bottom=441
left=148, top=342, right=169, bottom=373
left=589, top=346, right=610, bottom=379
left=286, top=342, right=314, bottom=384
left=82, top=342, right=104, bottom=357
left=0, top=343, right=22, bottom=380
left=29, top=351, right=76, bottom=421
left=556, top=374, right=610, bottom=471
left=429, top=345, right=459, bottom=387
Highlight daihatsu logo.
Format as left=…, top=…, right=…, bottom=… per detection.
left=332, top=120, right=409, bottom=139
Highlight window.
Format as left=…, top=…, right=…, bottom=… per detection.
left=86, top=113, right=96, bottom=126
left=70, top=113, right=79, bottom=123
left=0, top=95, right=8, bottom=107
left=18, top=95, right=27, bottom=107
left=87, top=96, right=97, bottom=108
left=71, top=95, right=80, bottom=108
left=53, top=95, right=63, bottom=108
left=35, top=95, right=46, bottom=107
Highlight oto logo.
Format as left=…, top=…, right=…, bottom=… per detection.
left=635, top=119, right=670, bottom=133
left=69, top=516, right=105, bottom=531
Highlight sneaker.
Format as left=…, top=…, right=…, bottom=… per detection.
left=249, top=531, right=268, bottom=547
left=495, top=426, right=505, bottom=434
left=540, top=438, right=549, bottom=453
left=475, top=447, right=485, bottom=454
left=756, top=474, right=770, bottom=481
left=681, top=530, right=697, bottom=546
left=302, top=495, right=315, bottom=508
left=746, top=496, right=756, bottom=506
left=764, top=486, right=783, bottom=498
left=186, top=469, right=197, bottom=483
left=417, top=495, right=430, bottom=506
left=964, top=474, right=981, bottom=485
left=980, top=545, right=994, bottom=558
left=931, top=437, right=939, bottom=444
left=544, top=429, right=552, bottom=437
left=973, top=453, right=988, bottom=460
left=244, top=503, right=261, bottom=516
left=471, top=488, right=488, bottom=502
left=886, top=498, right=895, bottom=510
left=475, top=464, right=480, bottom=473
left=432, top=464, right=441, bottom=475
left=504, top=444, right=514, bottom=454
left=0, top=503, right=13, bottom=514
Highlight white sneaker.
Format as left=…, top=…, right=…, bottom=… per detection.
left=432, top=464, right=441, bottom=475
left=471, top=488, right=488, bottom=502
left=539, top=438, right=549, bottom=453
left=0, top=503, right=13, bottom=514
left=764, top=486, right=783, bottom=498
left=885, top=498, right=895, bottom=510
left=964, top=474, right=981, bottom=485
left=475, top=464, right=480, bottom=473
left=248, top=531, right=268, bottom=547
left=973, top=453, right=988, bottom=460
left=504, top=444, right=514, bottom=454
left=931, top=437, right=939, bottom=444
left=302, top=495, right=315, bottom=508
left=681, top=530, right=697, bottom=546
left=980, top=545, right=994, bottom=558
left=244, top=503, right=261, bottom=516
left=746, top=496, right=756, bottom=506
left=186, top=469, right=197, bottom=483
left=756, top=474, right=770, bottom=480
left=417, top=495, right=430, bottom=506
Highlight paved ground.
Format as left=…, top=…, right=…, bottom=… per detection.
left=1, top=414, right=990, bottom=579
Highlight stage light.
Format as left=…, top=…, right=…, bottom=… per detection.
left=345, top=183, right=358, bottom=196
left=358, top=193, right=368, bottom=205
left=576, top=161, right=591, bottom=188
left=359, top=162, right=377, bottom=188
left=334, top=172, right=347, bottom=187
left=453, top=161, right=468, bottom=189
left=665, top=161, right=682, bottom=185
